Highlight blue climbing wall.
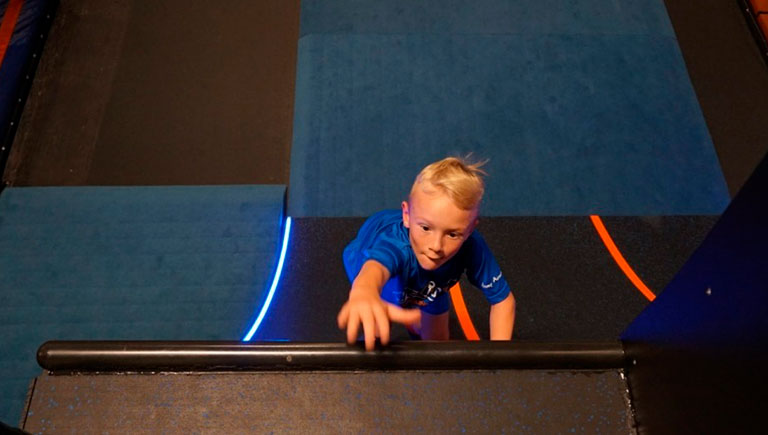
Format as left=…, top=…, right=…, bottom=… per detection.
left=288, top=0, right=730, bottom=217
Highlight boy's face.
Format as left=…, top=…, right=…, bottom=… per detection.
left=401, top=185, right=478, bottom=271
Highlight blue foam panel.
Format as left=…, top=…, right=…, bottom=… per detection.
left=289, top=1, right=729, bottom=217
left=618, top=155, right=768, bottom=434
left=300, top=0, right=676, bottom=37
left=622, top=152, right=768, bottom=347
left=0, top=185, right=284, bottom=423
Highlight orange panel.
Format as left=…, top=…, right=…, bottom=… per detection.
left=750, top=0, right=768, bottom=13
left=759, top=14, right=768, bottom=38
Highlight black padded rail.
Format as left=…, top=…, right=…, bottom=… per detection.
left=37, top=341, right=626, bottom=373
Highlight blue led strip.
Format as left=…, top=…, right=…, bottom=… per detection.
left=242, top=216, right=292, bottom=342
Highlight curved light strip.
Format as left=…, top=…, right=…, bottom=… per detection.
left=242, top=216, right=292, bottom=342
left=448, top=283, right=480, bottom=340
left=590, top=215, right=656, bottom=302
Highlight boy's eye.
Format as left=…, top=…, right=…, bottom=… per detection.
left=448, top=232, right=460, bottom=239
left=420, top=225, right=430, bottom=232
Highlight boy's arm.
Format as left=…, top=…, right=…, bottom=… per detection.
left=489, top=292, right=515, bottom=340
left=337, top=260, right=421, bottom=350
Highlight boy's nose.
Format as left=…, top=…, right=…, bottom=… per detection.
left=429, top=235, right=443, bottom=253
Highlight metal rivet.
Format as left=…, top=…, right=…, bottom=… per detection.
left=706, top=288, right=712, bottom=296
left=286, top=355, right=292, bottom=362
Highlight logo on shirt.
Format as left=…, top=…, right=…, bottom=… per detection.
left=401, top=278, right=458, bottom=307
left=481, top=271, right=503, bottom=289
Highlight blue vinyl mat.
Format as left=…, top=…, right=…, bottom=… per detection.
left=0, top=185, right=285, bottom=423
left=289, top=0, right=730, bottom=217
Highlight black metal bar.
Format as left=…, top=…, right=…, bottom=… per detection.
left=37, top=341, right=626, bottom=373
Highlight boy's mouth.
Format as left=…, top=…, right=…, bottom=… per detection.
left=422, top=254, right=445, bottom=267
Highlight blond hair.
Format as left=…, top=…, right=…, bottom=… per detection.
left=410, top=156, right=488, bottom=210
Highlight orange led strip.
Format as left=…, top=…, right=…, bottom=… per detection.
left=449, top=282, right=480, bottom=340
left=590, top=215, right=656, bottom=301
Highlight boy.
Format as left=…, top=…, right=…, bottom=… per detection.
left=337, top=157, right=516, bottom=350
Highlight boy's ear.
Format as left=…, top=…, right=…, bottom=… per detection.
left=401, top=201, right=410, bottom=228
left=468, top=217, right=479, bottom=234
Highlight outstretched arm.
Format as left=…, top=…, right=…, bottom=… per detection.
left=337, top=260, right=421, bottom=350
left=489, top=292, right=515, bottom=340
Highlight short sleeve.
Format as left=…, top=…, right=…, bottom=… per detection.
left=361, top=236, right=404, bottom=276
left=342, top=210, right=408, bottom=280
left=464, top=232, right=511, bottom=304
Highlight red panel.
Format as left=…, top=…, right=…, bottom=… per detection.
left=0, top=0, right=25, bottom=65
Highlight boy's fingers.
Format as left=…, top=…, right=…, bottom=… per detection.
left=372, top=304, right=390, bottom=346
left=346, top=310, right=360, bottom=344
left=337, top=304, right=350, bottom=329
left=361, top=310, right=376, bottom=351
left=386, top=304, right=422, bottom=326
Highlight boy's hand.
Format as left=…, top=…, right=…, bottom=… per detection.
left=337, top=287, right=421, bottom=351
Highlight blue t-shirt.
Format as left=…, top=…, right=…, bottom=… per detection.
left=343, top=210, right=511, bottom=314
